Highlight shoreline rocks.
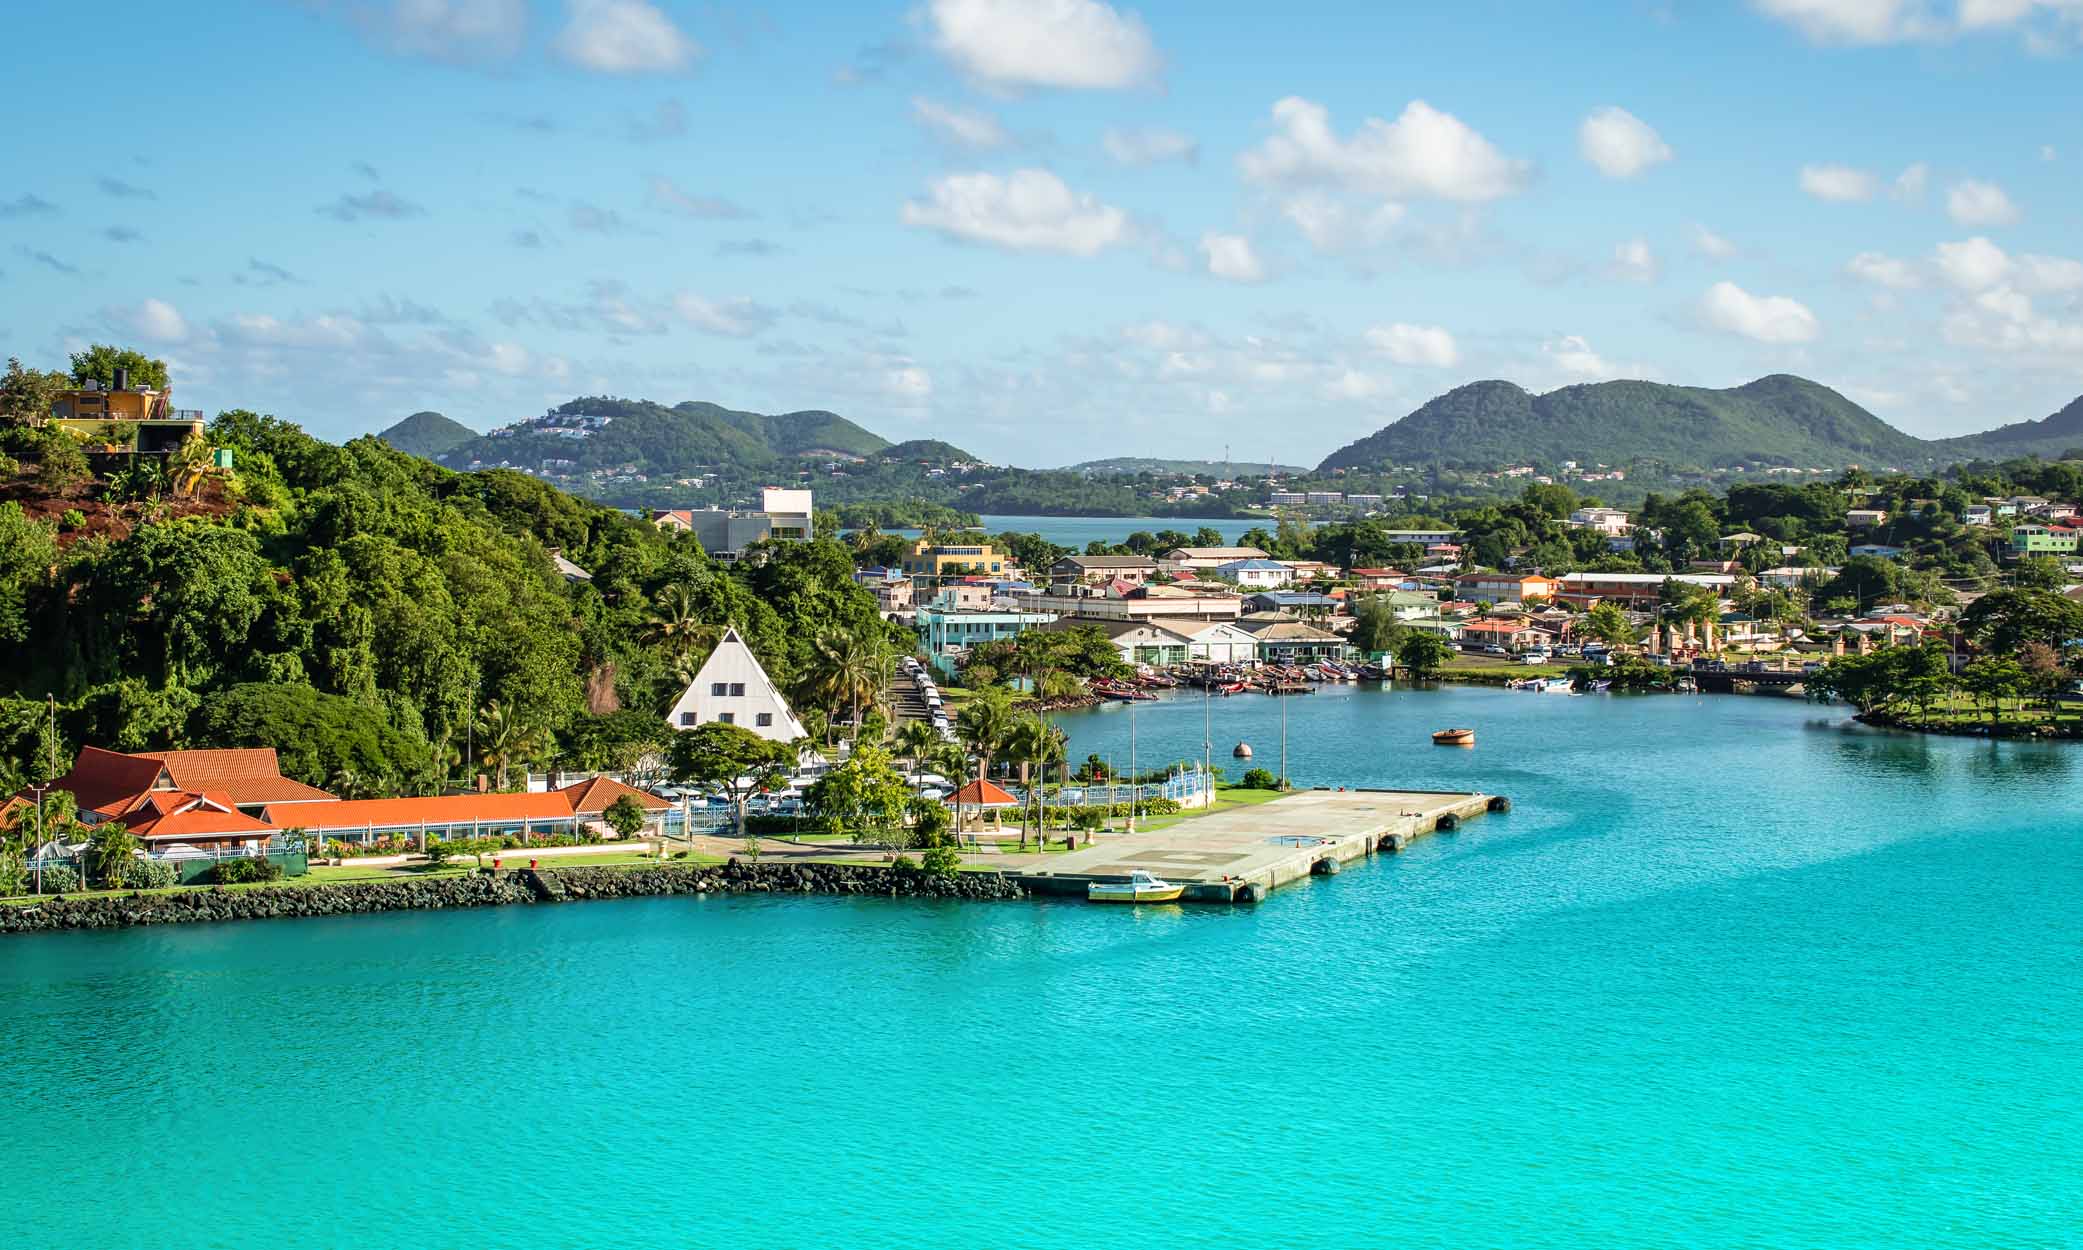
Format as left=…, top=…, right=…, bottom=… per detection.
left=0, top=861, right=1025, bottom=936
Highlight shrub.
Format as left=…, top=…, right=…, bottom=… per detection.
left=423, top=839, right=452, bottom=867
left=919, top=843, right=961, bottom=879
left=890, top=854, right=919, bottom=872
left=31, top=864, right=80, bottom=893
left=1239, top=768, right=1281, bottom=791
left=125, top=858, right=178, bottom=890
left=60, top=508, right=86, bottom=530
left=211, top=856, right=284, bottom=885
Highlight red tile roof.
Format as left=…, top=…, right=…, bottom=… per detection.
left=944, top=778, right=1019, bottom=807
left=108, top=789, right=279, bottom=842
left=44, top=746, right=168, bottom=813
left=558, top=776, right=669, bottom=814
left=136, top=749, right=335, bottom=805
left=262, top=791, right=578, bottom=833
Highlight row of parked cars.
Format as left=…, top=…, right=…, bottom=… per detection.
left=903, top=656, right=958, bottom=743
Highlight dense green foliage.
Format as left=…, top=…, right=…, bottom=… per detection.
left=376, top=411, right=478, bottom=458
left=69, top=344, right=170, bottom=392
left=1066, top=457, right=1306, bottom=476
left=436, top=397, right=891, bottom=477
left=1, top=385, right=900, bottom=797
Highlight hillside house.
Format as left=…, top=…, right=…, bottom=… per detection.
left=666, top=628, right=808, bottom=741
left=50, top=369, right=207, bottom=455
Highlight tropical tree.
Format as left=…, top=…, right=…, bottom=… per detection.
left=805, top=746, right=912, bottom=844
left=667, top=722, right=794, bottom=839
left=1396, top=632, right=1451, bottom=679
left=473, top=700, right=541, bottom=791
left=84, top=822, right=138, bottom=889
left=68, top=344, right=170, bottom=391
left=1958, top=656, right=2026, bottom=727
left=603, top=793, right=650, bottom=838
left=807, top=628, right=888, bottom=736
left=1580, top=601, right=1640, bottom=648
left=955, top=686, right=1016, bottom=782
left=644, top=582, right=717, bottom=662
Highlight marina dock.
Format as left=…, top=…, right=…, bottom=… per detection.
left=1015, top=787, right=1501, bottom=903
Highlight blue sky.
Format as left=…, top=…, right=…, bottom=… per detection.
left=4, top=0, right=2080, bottom=465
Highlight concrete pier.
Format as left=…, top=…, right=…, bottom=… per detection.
left=1016, top=787, right=1497, bottom=903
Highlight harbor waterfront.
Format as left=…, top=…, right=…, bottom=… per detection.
left=3, top=689, right=2080, bottom=1249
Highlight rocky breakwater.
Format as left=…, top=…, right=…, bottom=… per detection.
left=0, top=861, right=1024, bottom=936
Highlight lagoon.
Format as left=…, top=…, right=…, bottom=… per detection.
left=2, top=688, right=2079, bottom=1248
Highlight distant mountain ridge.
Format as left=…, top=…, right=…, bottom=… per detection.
left=377, top=410, right=476, bottom=458
left=1067, top=456, right=1307, bottom=477
left=1318, top=375, right=2083, bottom=473
left=431, top=397, right=901, bottom=476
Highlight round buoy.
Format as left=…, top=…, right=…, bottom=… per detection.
left=1487, top=796, right=1512, bottom=813
left=1232, top=741, right=1254, bottom=759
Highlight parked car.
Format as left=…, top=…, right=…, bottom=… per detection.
left=1521, top=650, right=1551, bottom=665
left=1482, top=644, right=1510, bottom=657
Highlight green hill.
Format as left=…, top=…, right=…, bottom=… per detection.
left=434, top=397, right=892, bottom=476
left=377, top=411, right=476, bottom=458
left=1317, top=375, right=1941, bottom=472
left=881, top=439, right=978, bottom=463
left=1066, top=456, right=1305, bottom=476
left=1938, top=394, right=2083, bottom=461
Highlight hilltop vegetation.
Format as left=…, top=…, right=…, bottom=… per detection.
left=376, top=411, right=476, bottom=458
left=1320, top=375, right=1945, bottom=473
left=436, top=396, right=894, bottom=478
left=0, top=350, right=902, bottom=795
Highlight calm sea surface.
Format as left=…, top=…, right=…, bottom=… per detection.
left=4, top=687, right=2079, bottom=1249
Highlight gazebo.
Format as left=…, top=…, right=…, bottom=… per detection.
left=943, top=778, right=1020, bottom=832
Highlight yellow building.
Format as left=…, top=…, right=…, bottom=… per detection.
left=901, top=539, right=1006, bottom=579
left=52, top=370, right=205, bottom=454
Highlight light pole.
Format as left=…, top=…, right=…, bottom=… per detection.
left=29, top=783, right=47, bottom=894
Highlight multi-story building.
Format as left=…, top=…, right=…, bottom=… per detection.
left=51, top=369, right=207, bottom=455
left=904, top=539, right=1007, bottom=580
left=2009, top=524, right=2079, bottom=556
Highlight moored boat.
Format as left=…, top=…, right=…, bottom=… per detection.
left=1088, top=870, right=1185, bottom=904
left=1431, top=727, right=1477, bottom=746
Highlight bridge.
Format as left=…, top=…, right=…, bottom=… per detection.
left=1688, top=665, right=1808, bottom=693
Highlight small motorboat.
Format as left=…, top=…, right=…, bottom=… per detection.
left=1431, top=727, right=1477, bottom=746
left=1088, top=869, right=1185, bottom=904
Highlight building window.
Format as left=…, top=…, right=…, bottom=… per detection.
left=729, top=682, right=746, bottom=696
left=757, top=713, right=773, bottom=727
left=710, top=681, right=728, bottom=696
left=719, top=712, right=736, bottom=725
left=679, top=712, right=697, bottom=726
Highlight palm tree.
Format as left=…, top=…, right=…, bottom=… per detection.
left=808, top=629, right=887, bottom=739
left=473, top=700, right=540, bottom=791
left=955, top=687, right=1015, bottom=784
left=645, top=583, right=719, bottom=662
left=895, top=720, right=939, bottom=768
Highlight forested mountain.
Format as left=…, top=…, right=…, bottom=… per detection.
left=1319, top=375, right=1941, bottom=472
left=376, top=411, right=476, bottom=458
left=882, top=438, right=979, bottom=462
left=434, top=397, right=894, bottom=477
left=1937, top=394, right=2083, bottom=461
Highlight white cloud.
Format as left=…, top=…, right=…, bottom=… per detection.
left=1699, top=281, right=1821, bottom=343
left=131, top=298, right=190, bottom=343
left=1846, top=251, right=1921, bottom=288
left=1935, top=236, right=2083, bottom=293
left=1893, top=161, right=1929, bottom=198
left=1610, top=237, right=1660, bottom=282
left=1276, top=192, right=1405, bottom=252
left=1324, top=369, right=1391, bottom=400
left=553, top=0, right=700, bottom=74
left=2043, top=144, right=2059, bottom=162
left=922, top=0, right=1160, bottom=90
left=1543, top=335, right=1618, bottom=379
left=1577, top=106, right=1673, bottom=178
left=349, top=0, right=530, bottom=63
left=1239, top=97, right=1533, bottom=203
left=910, top=97, right=1010, bottom=149
left=1102, top=126, right=1198, bottom=166
left=1689, top=223, right=1738, bottom=259
left=1799, top=163, right=1877, bottom=202
left=1200, top=232, right=1266, bottom=282
left=1364, top=322, right=1460, bottom=366
left=885, top=364, right=934, bottom=398
left=901, top=168, right=1130, bottom=255
left=648, top=177, right=749, bottom=219
left=1935, top=236, right=2013, bottom=289
left=671, top=293, right=776, bottom=337
left=1753, top=0, right=1934, bottom=43
left=1945, top=178, right=2020, bottom=226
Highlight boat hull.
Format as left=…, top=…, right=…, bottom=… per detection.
left=1431, top=728, right=1476, bottom=746
left=1087, top=884, right=1186, bottom=903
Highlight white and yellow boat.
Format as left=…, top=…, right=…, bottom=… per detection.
left=1088, top=870, right=1185, bottom=904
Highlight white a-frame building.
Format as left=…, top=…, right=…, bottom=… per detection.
left=667, top=628, right=808, bottom=743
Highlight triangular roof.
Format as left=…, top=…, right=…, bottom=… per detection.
left=137, top=748, right=336, bottom=805
left=944, top=778, right=1019, bottom=807
left=114, top=789, right=280, bottom=841
left=668, top=627, right=809, bottom=742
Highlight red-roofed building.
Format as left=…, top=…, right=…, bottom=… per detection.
left=261, top=792, right=584, bottom=845
left=9, top=746, right=322, bottom=850
left=559, top=776, right=669, bottom=835
left=104, top=790, right=279, bottom=851
left=944, top=777, right=1019, bottom=831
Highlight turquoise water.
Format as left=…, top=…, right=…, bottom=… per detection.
left=4, top=688, right=2080, bottom=1249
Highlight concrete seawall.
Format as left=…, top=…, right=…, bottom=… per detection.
left=0, top=861, right=1025, bottom=936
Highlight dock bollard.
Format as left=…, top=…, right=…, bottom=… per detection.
left=1487, top=796, right=1512, bottom=813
